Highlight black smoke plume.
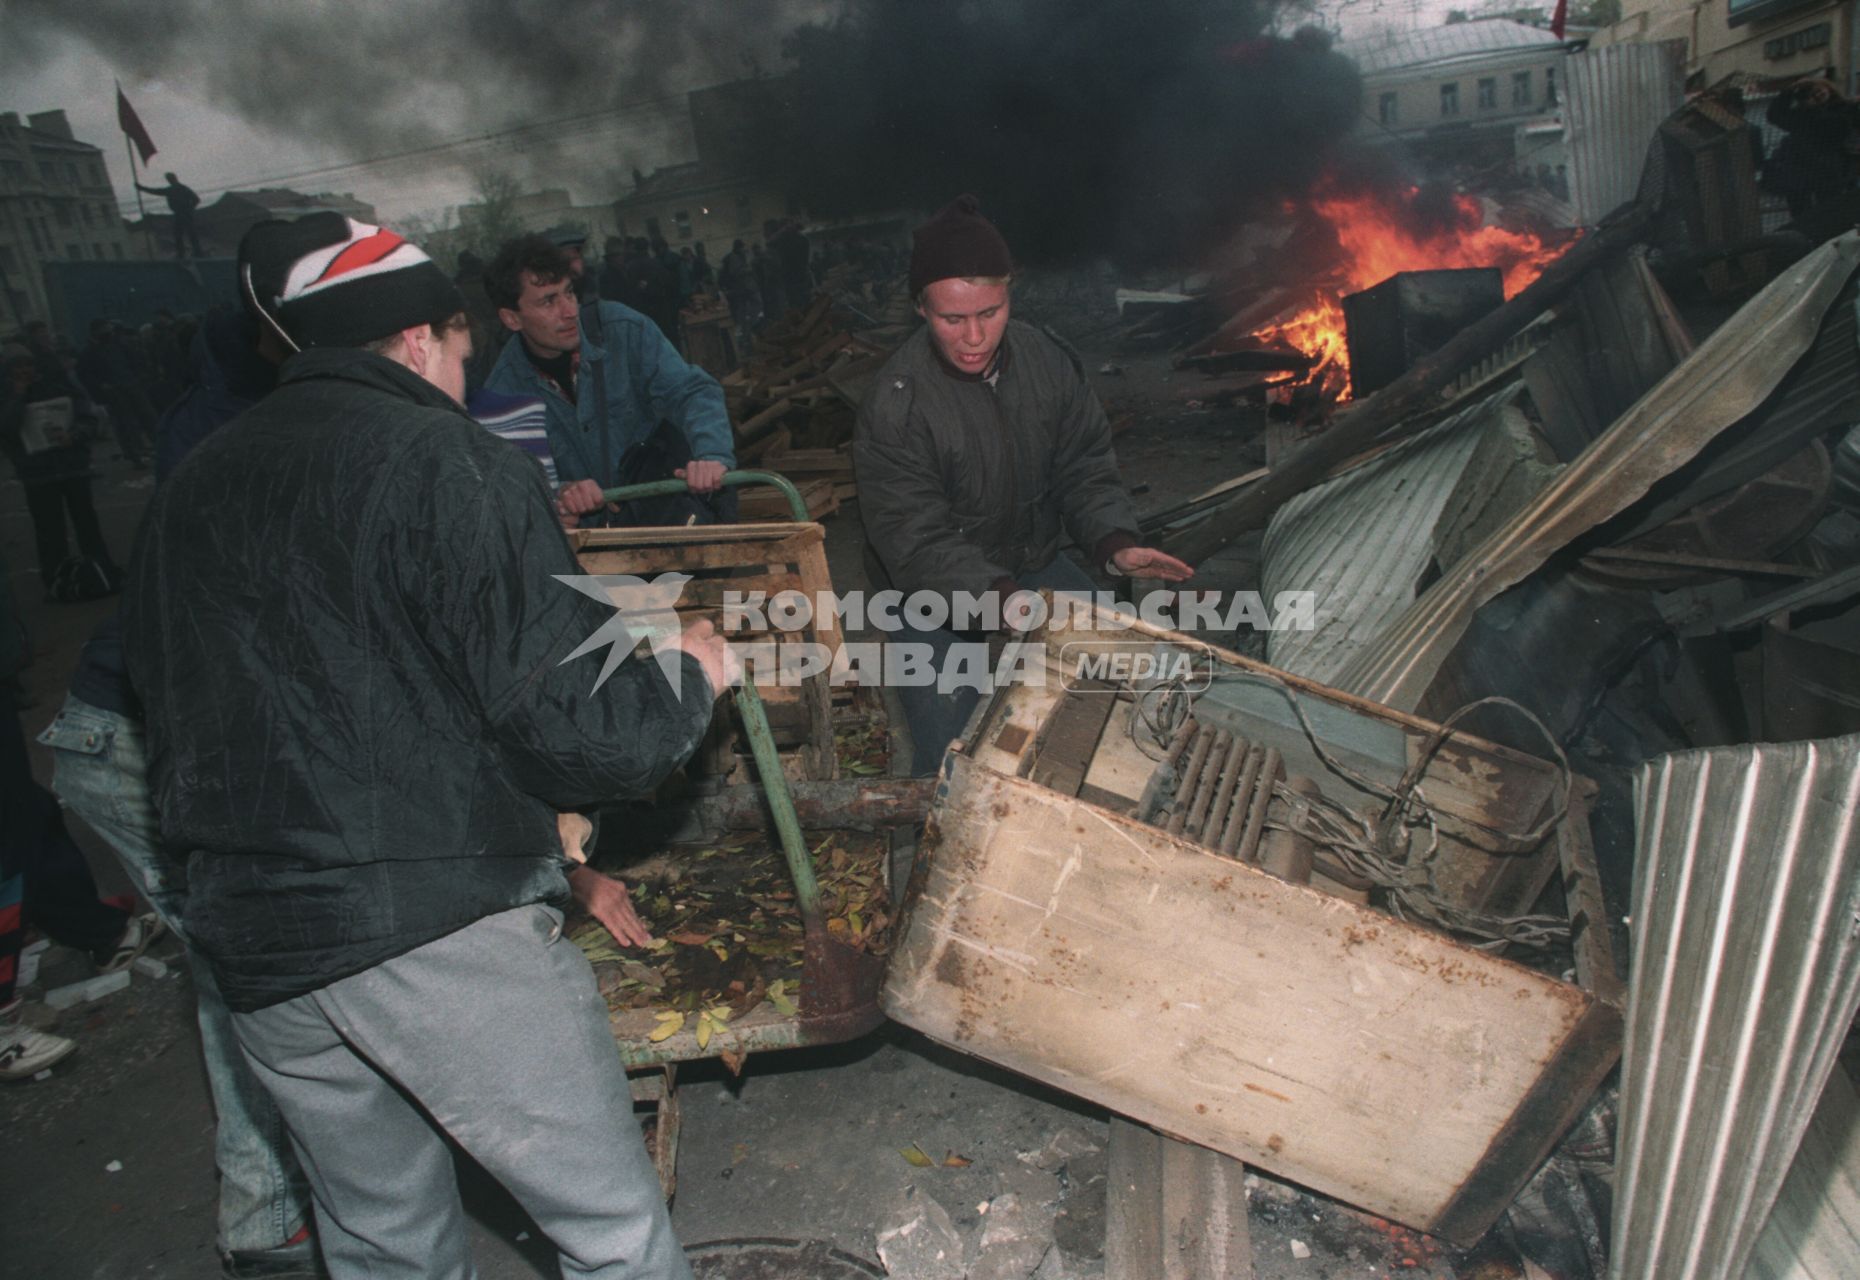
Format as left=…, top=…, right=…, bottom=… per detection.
left=766, top=0, right=1362, bottom=266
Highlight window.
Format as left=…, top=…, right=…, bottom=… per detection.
left=736, top=194, right=752, bottom=229
left=65, top=163, right=78, bottom=185
left=673, top=209, right=693, bottom=240
left=54, top=203, right=72, bottom=228
left=1440, top=83, right=1460, bottom=116
left=91, top=162, right=104, bottom=184
left=38, top=161, right=56, bottom=182
left=113, top=243, right=125, bottom=259
left=92, top=242, right=103, bottom=259
left=1477, top=78, right=1497, bottom=110
left=1546, top=67, right=1558, bottom=107
left=1379, top=92, right=1399, bottom=125
left=65, top=243, right=82, bottom=259
left=79, top=204, right=93, bottom=226
left=1513, top=71, right=1533, bottom=107
left=1, top=160, right=23, bottom=184
left=0, top=245, right=16, bottom=271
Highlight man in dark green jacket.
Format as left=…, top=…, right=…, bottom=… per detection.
left=126, top=212, right=728, bottom=1279
left=853, top=195, right=1191, bottom=774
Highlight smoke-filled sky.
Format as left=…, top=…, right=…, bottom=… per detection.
left=0, top=0, right=1452, bottom=264
left=2, top=0, right=837, bottom=221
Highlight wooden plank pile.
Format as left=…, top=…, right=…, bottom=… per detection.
left=722, top=294, right=901, bottom=521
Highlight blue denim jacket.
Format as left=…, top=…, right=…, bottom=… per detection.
left=482, top=299, right=734, bottom=487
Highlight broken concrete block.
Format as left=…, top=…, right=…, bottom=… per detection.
left=969, top=1192, right=1051, bottom=1280
left=131, top=955, right=168, bottom=980
left=876, top=1185, right=966, bottom=1280
left=997, top=1161, right=1063, bottom=1215
left=44, top=968, right=130, bottom=1010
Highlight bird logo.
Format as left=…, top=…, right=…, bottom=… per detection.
left=554, top=572, right=692, bottom=696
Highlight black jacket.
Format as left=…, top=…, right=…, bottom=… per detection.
left=853, top=321, right=1139, bottom=599
left=125, top=347, right=712, bottom=1010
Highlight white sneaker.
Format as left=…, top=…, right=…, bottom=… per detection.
left=0, top=1001, right=76, bottom=1080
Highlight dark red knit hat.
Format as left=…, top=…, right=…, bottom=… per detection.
left=909, top=194, right=1013, bottom=297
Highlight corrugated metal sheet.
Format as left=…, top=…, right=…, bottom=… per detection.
left=1565, top=41, right=1687, bottom=226
left=1259, top=385, right=1523, bottom=683
left=1334, top=230, right=1860, bottom=713
left=1611, top=280, right=1860, bottom=542
left=1612, top=737, right=1860, bottom=1280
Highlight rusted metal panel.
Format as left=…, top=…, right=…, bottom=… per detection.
left=1565, top=41, right=1687, bottom=227
left=1611, top=736, right=1860, bottom=1279
left=1335, top=229, right=1860, bottom=713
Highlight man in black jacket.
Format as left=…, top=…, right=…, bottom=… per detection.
left=125, top=212, right=728, bottom=1279
left=853, top=195, right=1191, bottom=774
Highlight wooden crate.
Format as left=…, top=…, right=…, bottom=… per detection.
left=572, top=522, right=843, bottom=783
left=883, top=605, right=1622, bottom=1244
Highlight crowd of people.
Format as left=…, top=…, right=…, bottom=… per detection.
left=0, top=187, right=1187, bottom=1280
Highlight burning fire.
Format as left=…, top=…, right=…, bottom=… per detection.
left=1253, top=185, right=1573, bottom=401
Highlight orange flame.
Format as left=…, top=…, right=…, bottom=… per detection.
left=1253, top=186, right=1572, bottom=401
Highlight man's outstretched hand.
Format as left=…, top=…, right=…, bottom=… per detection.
left=567, top=866, right=654, bottom=948
left=1112, top=545, right=1194, bottom=582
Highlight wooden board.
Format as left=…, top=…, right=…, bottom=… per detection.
left=883, top=752, right=1622, bottom=1244
left=1107, top=1119, right=1253, bottom=1279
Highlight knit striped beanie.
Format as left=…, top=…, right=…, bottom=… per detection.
left=247, top=212, right=464, bottom=349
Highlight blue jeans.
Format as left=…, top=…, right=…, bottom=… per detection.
left=894, top=556, right=1098, bottom=776
left=40, top=695, right=312, bottom=1254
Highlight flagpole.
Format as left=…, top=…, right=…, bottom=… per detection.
left=117, top=80, right=155, bottom=258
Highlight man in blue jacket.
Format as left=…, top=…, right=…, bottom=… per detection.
left=482, top=234, right=735, bottom=527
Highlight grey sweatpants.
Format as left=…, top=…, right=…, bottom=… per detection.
left=232, top=904, right=691, bottom=1280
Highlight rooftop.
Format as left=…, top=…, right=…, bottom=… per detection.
left=1342, top=19, right=1568, bottom=76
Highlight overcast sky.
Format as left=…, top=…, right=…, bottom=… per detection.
left=3, top=0, right=1479, bottom=228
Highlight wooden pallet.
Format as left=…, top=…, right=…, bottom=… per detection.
left=572, top=522, right=843, bottom=783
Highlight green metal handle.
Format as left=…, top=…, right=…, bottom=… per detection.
left=731, top=678, right=823, bottom=920
left=599, top=469, right=811, bottom=523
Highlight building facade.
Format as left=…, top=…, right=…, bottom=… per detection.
left=1601, top=0, right=1855, bottom=90
left=1343, top=20, right=1574, bottom=172
left=0, top=109, right=132, bottom=333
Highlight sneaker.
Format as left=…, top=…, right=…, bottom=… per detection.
left=93, top=911, right=166, bottom=974
left=222, top=1224, right=325, bottom=1279
left=0, top=1000, right=76, bottom=1080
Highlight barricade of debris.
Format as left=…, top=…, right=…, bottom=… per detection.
left=723, top=294, right=899, bottom=521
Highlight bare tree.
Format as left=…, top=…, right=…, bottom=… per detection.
left=460, top=170, right=525, bottom=262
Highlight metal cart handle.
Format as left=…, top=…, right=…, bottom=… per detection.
left=599, top=469, right=811, bottom=523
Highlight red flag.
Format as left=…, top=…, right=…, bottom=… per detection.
left=1551, top=0, right=1570, bottom=38
left=116, top=84, right=157, bottom=164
